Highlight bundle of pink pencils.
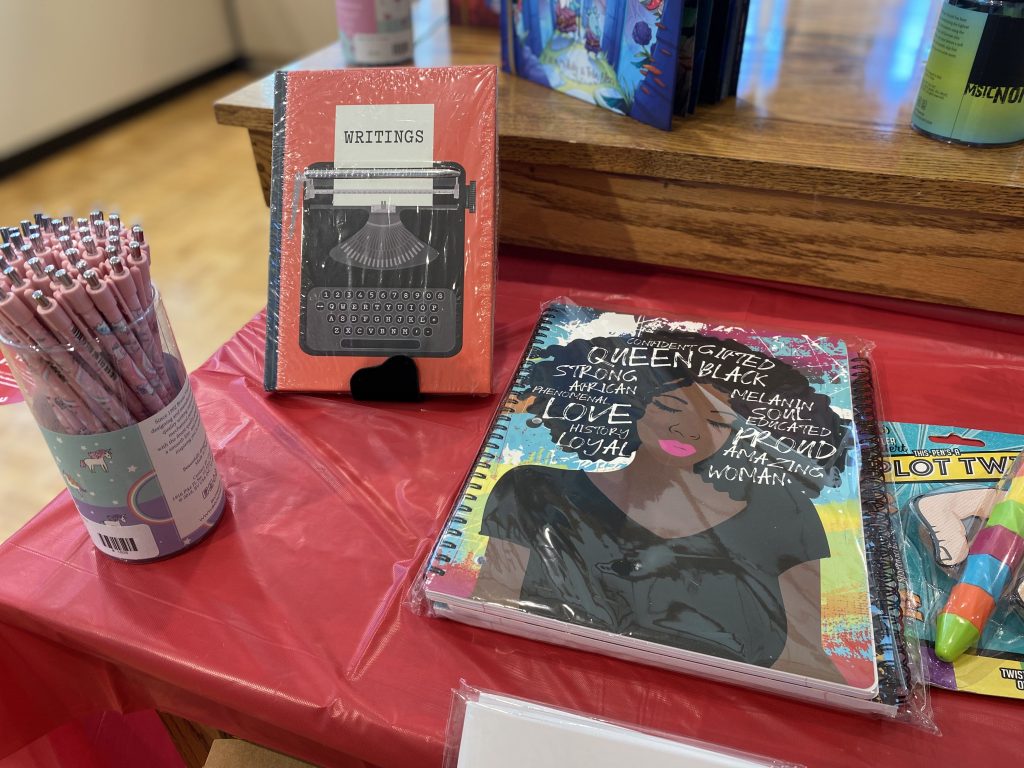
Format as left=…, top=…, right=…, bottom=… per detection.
left=0, top=212, right=179, bottom=435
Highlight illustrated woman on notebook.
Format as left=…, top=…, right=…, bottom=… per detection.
left=474, top=331, right=851, bottom=683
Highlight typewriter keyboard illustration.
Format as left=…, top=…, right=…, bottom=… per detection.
left=306, top=287, right=457, bottom=352
left=298, top=162, right=471, bottom=358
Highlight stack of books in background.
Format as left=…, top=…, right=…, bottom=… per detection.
left=450, top=0, right=502, bottom=27
left=499, top=0, right=749, bottom=130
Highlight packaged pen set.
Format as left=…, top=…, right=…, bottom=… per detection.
left=266, top=66, right=498, bottom=395
left=0, top=214, right=225, bottom=562
left=885, top=422, right=1024, bottom=699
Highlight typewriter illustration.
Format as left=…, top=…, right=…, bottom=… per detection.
left=298, top=161, right=475, bottom=357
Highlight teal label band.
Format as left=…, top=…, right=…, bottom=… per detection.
left=41, top=381, right=225, bottom=561
left=912, top=4, right=1024, bottom=146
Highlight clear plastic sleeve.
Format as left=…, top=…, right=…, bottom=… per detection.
left=886, top=425, right=1024, bottom=698
left=444, top=682, right=803, bottom=768
left=414, top=296, right=933, bottom=726
left=265, top=65, right=497, bottom=395
left=0, top=213, right=225, bottom=561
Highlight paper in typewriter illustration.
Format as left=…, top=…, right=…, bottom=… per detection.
left=297, top=103, right=474, bottom=357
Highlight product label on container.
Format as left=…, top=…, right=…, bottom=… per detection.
left=912, top=4, right=1024, bottom=145
left=41, top=381, right=225, bottom=561
left=352, top=30, right=413, bottom=64
left=336, top=0, right=413, bottom=65
left=0, top=355, right=24, bottom=406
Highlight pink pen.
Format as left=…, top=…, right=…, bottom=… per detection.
left=107, top=231, right=126, bottom=259
left=28, top=233, right=50, bottom=264
left=82, top=269, right=169, bottom=405
left=92, top=219, right=107, bottom=248
left=104, top=244, right=120, bottom=273
left=0, top=289, right=119, bottom=432
left=0, top=295, right=87, bottom=434
left=108, top=256, right=172, bottom=395
left=57, top=235, right=74, bottom=260
left=4, top=266, right=32, bottom=303
left=50, top=268, right=104, bottom=351
left=18, top=244, right=34, bottom=270
left=130, top=226, right=151, bottom=260
left=61, top=250, right=80, bottom=276
left=25, top=258, right=52, bottom=294
left=32, top=290, right=129, bottom=405
left=79, top=236, right=105, bottom=271
left=34, top=235, right=59, bottom=269
left=126, top=239, right=161, bottom=349
left=127, top=240, right=151, bottom=304
left=33, top=289, right=154, bottom=420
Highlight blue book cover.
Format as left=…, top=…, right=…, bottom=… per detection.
left=502, top=0, right=685, bottom=130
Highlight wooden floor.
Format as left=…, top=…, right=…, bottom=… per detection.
left=0, top=72, right=269, bottom=542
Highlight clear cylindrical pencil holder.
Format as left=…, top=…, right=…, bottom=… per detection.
left=0, top=288, right=225, bottom=562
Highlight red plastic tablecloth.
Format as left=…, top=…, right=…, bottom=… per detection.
left=1, top=248, right=1023, bottom=767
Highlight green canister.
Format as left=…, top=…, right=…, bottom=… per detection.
left=912, top=0, right=1024, bottom=146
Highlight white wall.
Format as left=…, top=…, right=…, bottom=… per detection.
left=230, top=0, right=338, bottom=70
left=0, top=0, right=237, bottom=158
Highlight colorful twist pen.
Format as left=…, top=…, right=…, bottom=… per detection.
left=935, top=453, right=1024, bottom=662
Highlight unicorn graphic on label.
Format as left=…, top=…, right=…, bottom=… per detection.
left=80, top=448, right=113, bottom=473
left=63, top=472, right=86, bottom=492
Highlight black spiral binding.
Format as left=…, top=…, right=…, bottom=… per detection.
left=850, top=355, right=912, bottom=706
left=427, top=308, right=557, bottom=577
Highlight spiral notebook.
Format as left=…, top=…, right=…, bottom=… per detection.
left=423, top=302, right=911, bottom=713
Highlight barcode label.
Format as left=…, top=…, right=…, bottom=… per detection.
left=81, top=517, right=159, bottom=560
left=98, top=532, right=138, bottom=553
left=352, top=30, right=413, bottom=64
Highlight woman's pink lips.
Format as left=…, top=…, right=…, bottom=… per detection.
left=659, top=440, right=697, bottom=457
